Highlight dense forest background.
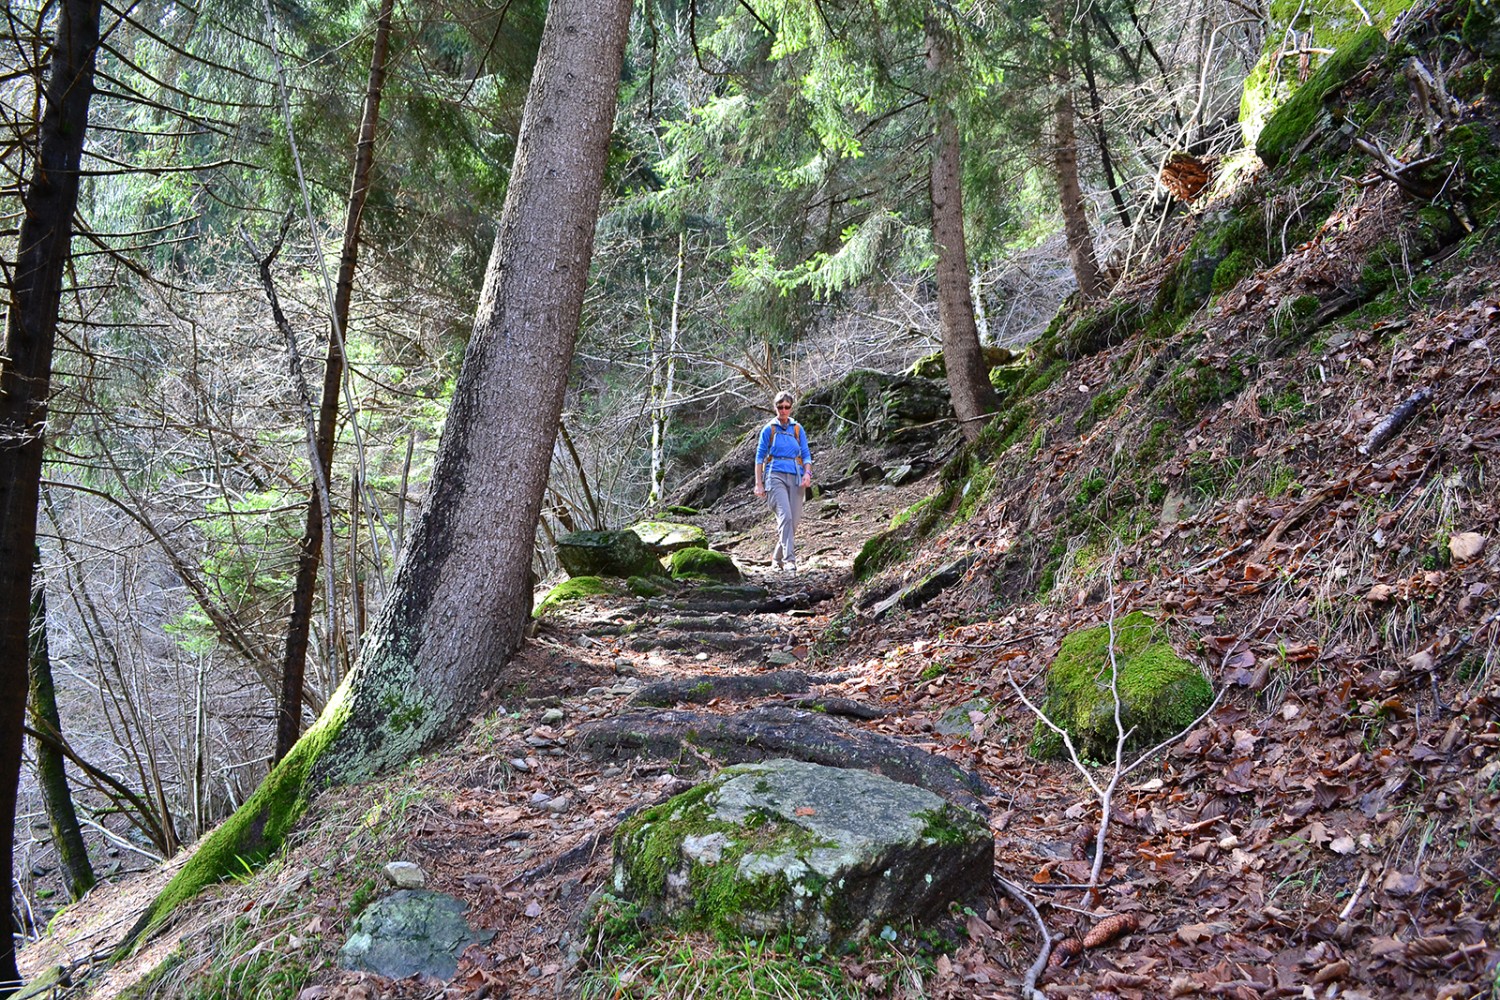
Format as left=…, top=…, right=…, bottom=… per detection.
left=3, top=0, right=1378, bottom=963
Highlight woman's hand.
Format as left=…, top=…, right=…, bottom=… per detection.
left=800, top=473, right=811, bottom=488
left=754, top=482, right=765, bottom=497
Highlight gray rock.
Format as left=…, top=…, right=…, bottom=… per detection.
left=556, top=529, right=663, bottom=579
left=612, top=760, right=992, bottom=945
left=542, top=708, right=565, bottom=724
left=384, top=861, right=426, bottom=889
left=934, top=698, right=993, bottom=739
left=340, top=889, right=494, bottom=980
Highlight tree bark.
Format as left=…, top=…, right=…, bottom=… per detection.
left=275, top=0, right=396, bottom=764
left=1051, top=12, right=1105, bottom=300
left=28, top=556, right=96, bottom=901
left=925, top=13, right=999, bottom=443
left=0, top=0, right=103, bottom=989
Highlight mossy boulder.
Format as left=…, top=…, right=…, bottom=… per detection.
left=1030, top=612, right=1213, bottom=761
left=668, top=547, right=742, bottom=582
left=556, top=529, right=664, bottom=579
left=1256, top=25, right=1386, bottom=169
left=798, top=369, right=950, bottom=448
left=630, top=520, right=708, bottom=555
left=910, top=346, right=1016, bottom=379
left=611, top=760, right=992, bottom=945
left=535, top=576, right=617, bottom=616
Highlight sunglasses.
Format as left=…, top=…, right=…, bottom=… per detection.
left=776, top=403, right=792, bottom=410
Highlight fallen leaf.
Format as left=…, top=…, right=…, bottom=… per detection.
left=1177, top=921, right=1229, bottom=944
left=1382, top=871, right=1423, bottom=897
left=1329, top=835, right=1357, bottom=855
left=1366, top=583, right=1395, bottom=602
left=794, top=806, right=817, bottom=816
left=1449, top=532, right=1487, bottom=561
left=524, top=900, right=542, bottom=918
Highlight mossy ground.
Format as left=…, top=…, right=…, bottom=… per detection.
left=535, top=575, right=618, bottom=616
left=1030, top=612, right=1213, bottom=762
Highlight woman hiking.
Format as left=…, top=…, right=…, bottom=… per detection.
left=753, top=391, right=814, bottom=574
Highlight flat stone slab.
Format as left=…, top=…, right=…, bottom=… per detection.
left=612, top=759, right=993, bottom=944
left=340, top=889, right=493, bottom=980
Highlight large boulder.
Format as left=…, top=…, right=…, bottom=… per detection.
left=1030, top=611, right=1213, bottom=761
left=630, top=520, right=708, bottom=555
left=611, top=759, right=992, bottom=945
left=797, top=369, right=950, bottom=450
left=340, top=889, right=493, bottom=980
left=667, top=547, right=741, bottom=582
left=556, top=529, right=663, bottom=579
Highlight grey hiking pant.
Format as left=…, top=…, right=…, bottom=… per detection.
left=765, top=470, right=804, bottom=566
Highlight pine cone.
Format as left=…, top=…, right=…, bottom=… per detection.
left=1083, top=913, right=1140, bottom=949
left=1048, top=937, right=1083, bottom=969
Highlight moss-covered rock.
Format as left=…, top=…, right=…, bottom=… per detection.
left=1256, top=25, right=1386, bottom=169
left=534, top=576, right=618, bottom=616
left=668, top=547, right=742, bottom=582
left=1030, top=612, right=1213, bottom=761
left=610, top=760, right=992, bottom=945
left=556, top=529, right=664, bottom=579
left=629, top=520, right=708, bottom=555
left=797, top=369, right=950, bottom=448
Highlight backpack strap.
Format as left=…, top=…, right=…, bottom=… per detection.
left=761, top=421, right=806, bottom=475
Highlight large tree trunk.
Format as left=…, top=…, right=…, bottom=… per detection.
left=28, top=557, right=96, bottom=903
left=319, top=0, right=632, bottom=781
left=275, top=0, right=397, bottom=765
left=127, top=0, right=633, bottom=944
left=926, top=13, right=1000, bottom=443
left=0, top=1, right=103, bottom=990
left=1051, top=12, right=1106, bottom=300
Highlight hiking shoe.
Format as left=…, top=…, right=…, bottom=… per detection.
left=771, top=559, right=783, bottom=572
left=784, top=561, right=797, bottom=575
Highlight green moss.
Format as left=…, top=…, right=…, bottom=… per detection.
left=1165, top=356, right=1251, bottom=420
left=535, top=576, right=616, bottom=616
left=1076, top=386, right=1127, bottom=435
left=1029, top=612, right=1213, bottom=761
left=626, top=575, right=666, bottom=598
left=668, top=547, right=741, bottom=581
left=1059, top=301, right=1143, bottom=359
left=612, top=778, right=840, bottom=937
left=1257, top=26, right=1386, bottom=169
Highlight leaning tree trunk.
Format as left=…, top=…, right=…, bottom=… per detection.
left=275, top=0, right=396, bottom=765
left=1051, top=11, right=1105, bottom=300
left=926, top=13, right=1000, bottom=442
left=126, top=0, right=634, bottom=945
left=28, top=557, right=96, bottom=902
left=0, top=0, right=103, bottom=991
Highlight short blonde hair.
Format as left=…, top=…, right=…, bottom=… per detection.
left=773, top=391, right=795, bottom=408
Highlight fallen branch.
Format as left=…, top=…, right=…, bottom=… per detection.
left=1359, top=386, right=1434, bottom=455
left=994, top=876, right=1050, bottom=1000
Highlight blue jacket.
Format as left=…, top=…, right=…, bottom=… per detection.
left=756, top=419, right=812, bottom=476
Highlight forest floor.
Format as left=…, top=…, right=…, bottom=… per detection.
left=23, top=345, right=1500, bottom=999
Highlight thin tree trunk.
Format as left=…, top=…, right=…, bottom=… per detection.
left=926, top=12, right=999, bottom=442
left=275, top=0, right=395, bottom=763
left=649, top=233, right=685, bottom=505
left=0, top=0, right=103, bottom=989
left=1079, top=22, right=1132, bottom=231
left=27, top=556, right=95, bottom=901
left=1052, top=12, right=1105, bottom=300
